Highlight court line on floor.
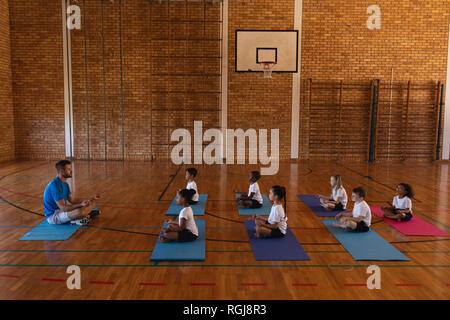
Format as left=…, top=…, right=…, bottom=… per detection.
left=2, top=223, right=449, bottom=244
left=0, top=195, right=44, bottom=217
left=0, top=249, right=447, bottom=254
left=0, top=187, right=167, bottom=212
left=41, top=278, right=65, bottom=282
left=337, top=163, right=423, bottom=203
left=0, top=162, right=49, bottom=182
left=0, top=273, right=20, bottom=278
left=0, top=264, right=449, bottom=268
left=140, top=282, right=165, bottom=286
left=158, top=166, right=181, bottom=201
left=90, top=280, right=114, bottom=285
left=0, top=189, right=447, bottom=245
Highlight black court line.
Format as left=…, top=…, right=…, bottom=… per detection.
left=0, top=196, right=44, bottom=217
left=0, top=162, right=49, bottom=183
left=158, top=166, right=182, bottom=201
left=205, top=211, right=243, bottom=224
left=337, top=162, right=422, bottom=203
left=391, top=239, right=450, bottom=244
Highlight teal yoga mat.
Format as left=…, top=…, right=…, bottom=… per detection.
left=165, top=194, right=208, bottom=216
left=150, top=219, right=205, bottom=261
left=236, top=194, right=271, bottom=216
left=19, top=220, right=81, bottom=241
left=322, top=219, right=409, bottom=261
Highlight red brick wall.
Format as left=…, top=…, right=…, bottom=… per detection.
left=228, top=0, right=295, bottom=160
left=69, top=0, right=221, bottom=160
left=0, top=0, right=14, bottom=163
left=9, top=0, right=65, bottom=160
left=299, top=0, right=450, bottom=160
left=5, top=0, right=450, bottom=161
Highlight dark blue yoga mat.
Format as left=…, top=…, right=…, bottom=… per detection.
left=244, top=220, right=310, bottom=261
left=236, top=194, right=272, bottom=216
left=165, top=194, right=208, bottom=216
left=150, top=219, right=205, bottom=261
left=297, top=194, right=349, bottom=217
left=19, top=220, right=81, bottom=241
left=322, top=219, right=409, bottom=261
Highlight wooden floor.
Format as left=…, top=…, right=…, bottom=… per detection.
left=0, top=160, right=449, bottom=300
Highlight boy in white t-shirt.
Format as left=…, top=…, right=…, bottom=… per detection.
left=251, top=185, right=287, bottom=238
left=185, top=168, right=199, bottom=204
left=234, top=171, right=263, bottom=209
left=381, top=183, right=414, bottom=222
left=160, top=189, right=198, bottom=242
left=333, top=187, right=371, bottom=233
left=317, top=174, right=348, bottom=211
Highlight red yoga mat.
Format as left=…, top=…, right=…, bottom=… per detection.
left=371, top=206, right=449, bottom=236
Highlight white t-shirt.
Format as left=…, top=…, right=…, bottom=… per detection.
left=268, top=204, right=288, bottom=234
left=248, top=182, right=263, bottom=204
left=352, top=200, right=371, bottom=227
left=393, top=196, right=412, bottom=211
left=332, top=186, right=348, bottom=208
left=179, top=207, right=198, bottom=236
left=186, top=181, right=199, bottom=202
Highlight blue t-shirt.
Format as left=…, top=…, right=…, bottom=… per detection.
left=43, top=177, right=71, bottom=217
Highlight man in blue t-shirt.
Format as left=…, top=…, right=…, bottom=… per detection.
left=43, top=160, right=100, bottom=225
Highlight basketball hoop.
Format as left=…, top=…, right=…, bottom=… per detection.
left=258, top=61, right=276, bottom=79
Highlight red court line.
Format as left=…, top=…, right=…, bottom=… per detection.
left=446, top=284, right=450, bottom=287
left=395, top=283, right=421, bottom=287
left=241, top=283, right=267, bottom=287
left=89, top=280, right=115, bottom=285
left=190, top=283, right=216, bottom=286
left=139, top=282, right=165, bottom=286
left=292, top=283, right=318, bottom=287
left=0, top=274, right=20, bottom=279
left=343, top=283, right=366, bottom=287
left=0, top=187, right=42, bottom=199
left=42, top=278, right=65, bottom=282
left=0, top=186, right=165, bottom=212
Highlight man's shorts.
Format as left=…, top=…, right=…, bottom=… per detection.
left=47, top=209, right=71, bottom=225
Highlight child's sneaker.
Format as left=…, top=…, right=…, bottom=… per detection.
left=70, top=218, right=90, bottom=226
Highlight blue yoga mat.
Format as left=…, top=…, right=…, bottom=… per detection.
left=150, top=219, right=205, bottom=261
left=297, top=194, right=349, bottom=217
left=322, top=219, right=409, bottom=261
left=165, top=194, right=208, bottom=216
left=236, top=194, right=272, bottom=216
left=19, top=220, right=81, bottom=241
left=244, top=220, right=310, bottom=261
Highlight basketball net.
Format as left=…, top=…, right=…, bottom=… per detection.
left=259, top=61, right=276, bottom=79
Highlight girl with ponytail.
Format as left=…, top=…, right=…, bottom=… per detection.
left=317, top=174, right=348, bottom=211
left=160, top=189, right=199, bottom=242
left=251, top=185, right=288, bottom=238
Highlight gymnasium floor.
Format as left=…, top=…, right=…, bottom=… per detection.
left=0, top=160, right=448, bottom=300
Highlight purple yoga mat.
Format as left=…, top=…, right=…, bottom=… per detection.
left=371, top=206, right=449, bottom=236
left=244, top=220, right=310, bottom=261
left=297, top=194, right=349, bottom=217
